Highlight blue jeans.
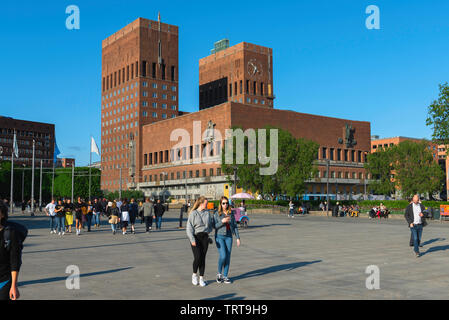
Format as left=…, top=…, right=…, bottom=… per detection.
left=111, top=223, right=117, bottom=232
left=56, top=216, right=65, bottom=233
left=155, top=216, right=162, bottom=229
left=410, top=224, right=423, bottom=253
left=216, top=234, right=233, bottom=278
left=289, top=209, right=294, bottom=217
left=93, top=213, right=100, bottom=226
left=86, top=214, right=93, bottom=231
left=49, top=216, right=56, bottom=231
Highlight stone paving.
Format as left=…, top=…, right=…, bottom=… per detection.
left=8, top=210, right=449, bottom=300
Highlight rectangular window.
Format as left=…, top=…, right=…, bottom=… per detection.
left=253, top=81, right=257, bottom=95
left=330, top=148, right=334, bottom=161
left=358, top=151, right=362, bottom=162
left=171, top=66, right=175, bottom=81
left=202, top=169, right=207, bottom=177
left=154, top=152, right=158, bottom=164
left=217, top=168, right=221, bottom=176
left=337, top=149, right=341, bottom=161
left=260, top=82, right=264, bottom=96
left=160, top=151, right=163, bottom=163
left=210, top=168, right=214, bottom=176
left=165, top=150, right=168, bottom=163
left=161, top=64, right=166, bottom=80
left=322, top=147, right=327, bottom=159
left=344, top=150, right=348, bottom=161
left=142, top=61, right=147, bottom=77
left=149, top=153, right=153, bottom=165
left=351, top=150, right=355, bottom=162
left=144, top=154, right=147, bottom=165
left=246, top=80, right=249, bottom=94
left=152, top=63, right=156, bottom=78
left=196, top=170, right=199, bottom=177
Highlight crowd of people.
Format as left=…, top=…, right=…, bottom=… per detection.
left=43, top=197, right=167, bottom=236
left=330, top=202, right=361, bottom=217
left=368, top=203, right=390, bottom=219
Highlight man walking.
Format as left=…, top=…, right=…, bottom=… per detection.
left=141, top=198, right=154, bottom=233
left=154, top=199, right=165, bottom=230
left=44, top=199, right=57, bottom=234
left=405, top=195, right=427, bottom=257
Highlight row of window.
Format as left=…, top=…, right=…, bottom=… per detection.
left=142, top=82, right=176, bottom=92
left=0, top=129, right=51, bottom=139
left=144, top=141, right=222, bottom=166
left=321, top=147, right=367, bottom=163
left=143, top=168, right=222, bottom=183
left=317, top=171, right=370, bottom=180
left=229, top=80, right=266, bottom=97
left=102, top=61, right=176, bottom=92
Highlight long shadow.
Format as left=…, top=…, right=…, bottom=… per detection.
left=232, top=261, right=321, bottom=281
left=23, top=237, right=187, bottom=254
left=19, top=267, right=133, bottom=286
left=202, top=293, right=245, bottom=300
left=421, top=245, right=449, bottom=256
left=422, top=238, right=446, bottom=246
left=245, top=223, right=291, bottom=229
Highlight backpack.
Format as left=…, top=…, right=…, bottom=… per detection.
left=3, top=221, right=28, bottom=251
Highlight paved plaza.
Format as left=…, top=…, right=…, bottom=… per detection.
left=10, top=210, right=449, bottom=300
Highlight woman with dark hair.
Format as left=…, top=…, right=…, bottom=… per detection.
left=0, top=201, right=21, bottom=300
left=186, top=196, right=214, bottom=287
left=213, top=196, right=241, bottom=284
left=120, top=199, right=130, bottom=235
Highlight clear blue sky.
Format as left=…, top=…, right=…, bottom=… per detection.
left=1, top=0, right=449, bottom=166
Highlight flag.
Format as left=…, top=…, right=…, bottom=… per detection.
left=91, top=137, right=100, bottom=156
left=53, top=139, right=61, bottom=164
left=12, top=131, right=18, bottom=158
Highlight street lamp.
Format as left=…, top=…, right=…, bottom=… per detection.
left=161, top=171, right=167, bottom=203
left=326, top=159, right=330, bottom=216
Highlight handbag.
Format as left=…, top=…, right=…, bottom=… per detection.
left=109, top=216, right=118, bottom=224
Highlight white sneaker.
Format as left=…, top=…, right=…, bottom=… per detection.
left=192, top=273, right=199, bottom=286
left=58, top=232, right=61, bottom=235
left=199, top=276, right=207, bottom=287
left=62, top=232, right=65, bottom=236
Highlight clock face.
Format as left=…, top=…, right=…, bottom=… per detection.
left=247, top=59, right=263, bottom=78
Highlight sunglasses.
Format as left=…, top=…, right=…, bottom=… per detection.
left=222, top=202, right=229, bottom=205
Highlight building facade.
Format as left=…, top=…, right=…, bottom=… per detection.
left=101, top=17, right=180, bottom=191
left=0, top=116, right=55, bottom=167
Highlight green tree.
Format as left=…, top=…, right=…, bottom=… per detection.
left=393, top=140, right=444, bottom=198
left=364, top=146, right=395, bottom=195
left=426, top=82, right=449, bottom=145
left=221, top=126, right=319, bottom=199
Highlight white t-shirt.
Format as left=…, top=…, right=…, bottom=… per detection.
left=121, top=211, right=129, bottom=222
left=412, top=203, right=422, bottom=225
left=45, top=203, right=56, bottom=216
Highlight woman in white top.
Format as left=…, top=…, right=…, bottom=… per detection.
left=120, top=200, right=130, bottom=235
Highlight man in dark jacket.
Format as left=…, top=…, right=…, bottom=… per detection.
left=332, top=202, right=339, bottom=217
left=404, top=195, right=427, bottom=257
left=153, top=199, right=165, bottom=230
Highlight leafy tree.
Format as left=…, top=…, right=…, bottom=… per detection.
left=393, top=140, right=444, bottom=198
left=365, top=141, right=444, bottom=198
left=221, top=126, right=319, bottom=199
left=426, top=82, right=449, bottom=146
left=364, top=146, right=395, bottom=195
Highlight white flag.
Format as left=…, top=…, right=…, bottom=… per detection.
left=13, top=132, right=19, bottom=158
left=91, top=137, right=100, bottom=155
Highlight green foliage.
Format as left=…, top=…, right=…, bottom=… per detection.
left=426, top=82, right=449, bottom=146
left=221, top=126, right=319, bottom=198
left=365, top=141, right=444, bottom=197
left=104, top=190, right=144, bottom=201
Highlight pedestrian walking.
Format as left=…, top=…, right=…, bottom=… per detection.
left=64, top=199, right=74, bottom=233
left=74, top=197, right=84, bottom=236
left=186, top=196, right=214, bottom=287
left=141, top=198, right=154, bottom=232
left=120, top=199, right=130, bottom=235
left=107, top=202, right=120, bottom=235
left=55, top=200, right=66, bottom=236
left=213, top=196, right=241, bottom=284
left=288, top=200, right=295, bottom=218
left=0, top=201, right=24, bottom=300
left=154, top=199, right=165, bottom=230
left=86, top=201, right=93, bottom=232
left=44, top=199, right=57, bottom=234
left=405, top=195, right=427, bottom=258
left=129, top=198, right=138, bottom=234
left=93, top=198, right=102, bottom=228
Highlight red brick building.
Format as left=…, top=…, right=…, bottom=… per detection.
left=101, top=16, right=180, bottom=191
left=0, top=116, right=55, bottom=167
left=101, top=17, right=372, bottom=200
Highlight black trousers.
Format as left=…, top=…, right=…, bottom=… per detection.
left=0, top=279, right=11, bottom=300
left=144, top=216, right=153, bottom=231
left=191, top=232, right=210, bottom=276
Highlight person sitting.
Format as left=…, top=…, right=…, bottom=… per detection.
left=369, top=206, right=378, bottom=219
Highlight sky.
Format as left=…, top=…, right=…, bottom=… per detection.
left=1, top=0, right=449, bottom=166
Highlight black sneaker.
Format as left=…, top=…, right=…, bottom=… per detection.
left=216, top=274, right=223, bottom=283
left=222, top=277, right=232, bottom=284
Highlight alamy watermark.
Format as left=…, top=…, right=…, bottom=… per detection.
left=66, top=5, right=80, bottom=30
left=365, top=265, right=380, bottom=290
left=66, top=265, right=80, bottom=290
left=365, top=5, right=380, bottom=30
left=169, top=121, right=278, bottom=175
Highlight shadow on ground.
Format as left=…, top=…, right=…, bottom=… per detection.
left=421, top=244, right=449, bottom=256
left=232, top=261, right=321, bottom=281
left=202, top=293, right=245, bottom=300
left=19, top=267, right=133, bottom=286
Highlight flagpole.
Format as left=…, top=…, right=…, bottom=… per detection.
left=89, top=137, right=92, bottom=201
left=10, top=130, right=15, bottom=214
left=51, top=140, right=55, bottom=200
left=31, top=139, right=35, bottom=215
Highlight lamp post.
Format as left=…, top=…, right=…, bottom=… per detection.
left=326, top=159, right=330, bottom=216
left=21, top=164, right=25, bottom=204
left=161, top=171, right=167, bottom=203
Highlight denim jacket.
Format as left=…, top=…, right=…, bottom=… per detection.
left=213, top=210, right=240, bottom=239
